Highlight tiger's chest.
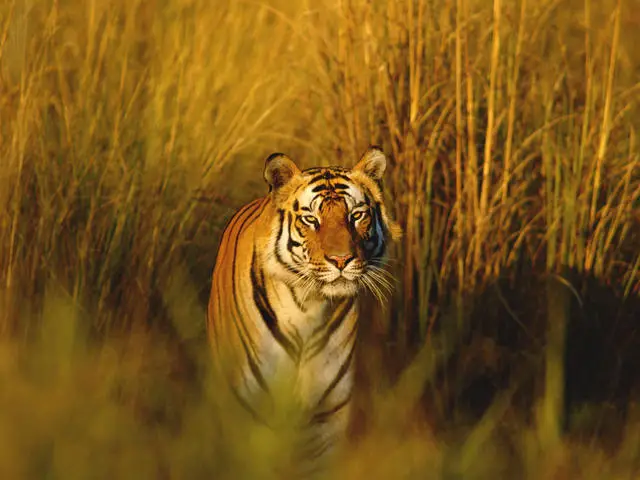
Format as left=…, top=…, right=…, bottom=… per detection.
left=255, top=294, right=358, bottom=411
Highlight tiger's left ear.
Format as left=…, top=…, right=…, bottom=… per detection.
left=264, top=153, right=300, bottom=191
left=352, top=146, right=387, bottom=181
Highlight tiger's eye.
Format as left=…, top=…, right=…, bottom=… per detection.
left=302, top=215, right=319, bottom=227
left=351, top=211, right=365, bottom=221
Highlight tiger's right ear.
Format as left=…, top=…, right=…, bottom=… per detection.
left=264, top=153, right=300, bottom=191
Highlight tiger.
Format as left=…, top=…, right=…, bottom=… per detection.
left=207, top=146, right=401, bottom=477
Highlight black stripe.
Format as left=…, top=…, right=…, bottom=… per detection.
left=208, top=278, right=223, bottom=359
left=214, top=267, right=266, bottom=424
left=309, top=393, right=352, bottom=425
left=306, top=298, right=355, bottom=359
left=286, top=283, right=307, bottom=311
left=289, top=324, right=304, bottom=354
left=372, top=203, right=387, bottom=258
left=223, top=297, right=268, bottom=394
left=333, top=173, right=352, bottom=181
left=250, top=250, right=301, bottom=363
left=287, top=213, right=306, bottom=263
left=226, top=197, right=263, bottom=231
left=212, top=303, right=266, bottom=425
left=229, top=199, right=267, bottom=276
left=227, top=199, right=270, bottom=395
left=219, top=198, right=265, bottom=366
left=288, top=212, right=300, bottom=238
left=229, top=199, right=267, bottom=353
left=340, top=190, right=356, bottom=201
left=274, top=210, right=303, bottom=275
left=229, top=383, right=268, bottom=425
left=311, top=193, right=326, bottom=207
left=299, top=435, right=333, bottom=462
left=216, top=264, right=253, bottom=365
left=314, top=343, right=356, bottom=409
left=216, top=197, right=263, bottom=257
left=310, top=173, right=333, bottom=182
left=374, top=202, right=383, bottom=220
left=238, top=325, right=270, bottom=393
left=304, top=166, right=348, bottom=174
left=287, top=212, right=298, bottom=245
left=316, top=193, right=347, bottom=213
left=288, top=239, right=302, bottom=250
left=333, top=183, right=349, bottom=190
left=309, top=172, right=351, bottom=183
left=340, top=316, right=359, bottom=349
left=293, top=219, right=306, bottom=240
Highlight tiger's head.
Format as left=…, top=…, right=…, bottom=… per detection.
left=262, top=146, right=402, bottom=299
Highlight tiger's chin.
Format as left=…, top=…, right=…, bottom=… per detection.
left=319, top=278, right=361, bottom=298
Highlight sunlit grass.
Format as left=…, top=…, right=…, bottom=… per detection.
left=0, top=0, right=639, bottom=478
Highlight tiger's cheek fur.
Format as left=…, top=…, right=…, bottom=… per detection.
left=355, top=218, right=372, bottom=247
left=307, top=240, right=325, bottom=265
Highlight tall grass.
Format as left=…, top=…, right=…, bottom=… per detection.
left=0, top=0, right=639, bottom=478
left=0, top=0, right=306, bottom=333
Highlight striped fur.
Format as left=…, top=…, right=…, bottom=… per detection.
left=207, top=147, right=401, bottom=476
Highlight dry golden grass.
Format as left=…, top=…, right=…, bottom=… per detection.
left=0, top=0, right=639, bottom=478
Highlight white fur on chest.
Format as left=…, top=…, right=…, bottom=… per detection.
left=256, top=282, right=357, bottom=410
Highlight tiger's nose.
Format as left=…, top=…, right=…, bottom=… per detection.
left=326, top=254, right=354, bottom=270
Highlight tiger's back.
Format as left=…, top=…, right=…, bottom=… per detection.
left=208, top=196, right=272, bottom=389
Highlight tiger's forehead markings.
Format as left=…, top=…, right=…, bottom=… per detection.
left=308, top=187, right=359, bottom=212
left=311, top=184, right=330, bottom=193
left=290, top=167, right=369, bottom=212
left=310, top=182, right=350, bottom=193
left=310, top=173, right=351, bottom=184
left=303, top=166, right=349, bottom=176
left=303, top=167, right=352, bottom=185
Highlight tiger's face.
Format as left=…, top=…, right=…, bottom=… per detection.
left=263, top=147, right=401, bottom=299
